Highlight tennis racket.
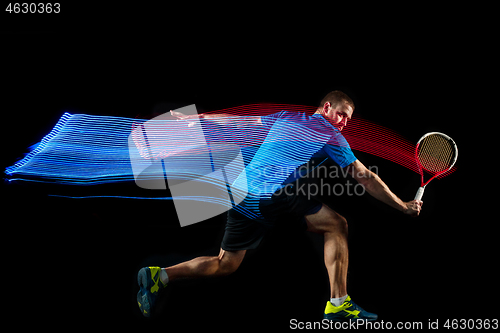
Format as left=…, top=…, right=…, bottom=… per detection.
left=414, top=132, right=458, bottom=201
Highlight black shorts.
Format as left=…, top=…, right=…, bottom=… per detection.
left=221, top=184, right=323, bottom=251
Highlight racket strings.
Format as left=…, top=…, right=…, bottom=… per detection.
left=417, top=134, right=454, bottom=173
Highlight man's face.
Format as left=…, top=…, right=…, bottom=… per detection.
left=322, top=102, right=353, bottom=131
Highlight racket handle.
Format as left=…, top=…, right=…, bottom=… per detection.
left=414, top=186, right=425, bottom=201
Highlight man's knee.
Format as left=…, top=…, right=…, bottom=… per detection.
left=305, top=205, right=348, bottom=234
left=321, top=213, right=347, bottom=234
left=335, top=214, right=348, bottom=234
left=219, top=259, right=240, bottom=275
left=218, top=249, right=245, bottom=275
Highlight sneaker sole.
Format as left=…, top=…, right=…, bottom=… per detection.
left=137, top=267, right=152, bottom=317
left=324, top=313, right=378, bottom=322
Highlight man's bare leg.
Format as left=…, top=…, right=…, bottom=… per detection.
left=305, top=204, right=349, bottom=299
left=162, top=248, right=246, bottom=284
left=308, top=204, right=378, bottom=321
left=138, top=248, right=246, bottom=317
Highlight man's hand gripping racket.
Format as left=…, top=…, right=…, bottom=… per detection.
left=413, top=131, right=458, bottom=203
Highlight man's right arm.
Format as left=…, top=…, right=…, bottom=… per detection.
left=346, top=159, right=423, bottom=216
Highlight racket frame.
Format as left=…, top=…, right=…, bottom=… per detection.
left=414, top=132, right=458, bottom=200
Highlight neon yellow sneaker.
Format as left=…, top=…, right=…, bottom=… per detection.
left=137, top=267, right=167, bottom=317
left=323, top=296, right=377, bottom=322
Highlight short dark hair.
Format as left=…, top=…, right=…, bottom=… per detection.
left=319, top=91, right=355, bottom=111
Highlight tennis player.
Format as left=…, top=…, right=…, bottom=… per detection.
left=137, top=91, right=423, bottom=321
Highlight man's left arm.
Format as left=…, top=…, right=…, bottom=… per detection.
left=170, top=110, right=262, bottom=127
left=346, top=159, right=422, bottom=216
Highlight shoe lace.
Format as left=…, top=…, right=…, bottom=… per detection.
left=334, top=300, right=352, bottom=312
left=342, top=300, right=353, bottom=308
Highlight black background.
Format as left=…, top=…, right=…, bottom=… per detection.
left=1, top=4, right=495, bottom=331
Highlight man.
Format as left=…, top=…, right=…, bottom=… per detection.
left=137, top=91, right=423, bottom=321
